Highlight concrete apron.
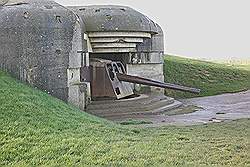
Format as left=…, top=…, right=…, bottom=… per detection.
left=113, top=90, right=250, bottom=127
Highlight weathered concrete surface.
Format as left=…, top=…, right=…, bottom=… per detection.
left=70, top=5, right=165, bottom=95
left=0, top=1, right=166, bottom=109
left=0, top=0, right=88, bottom=109
left=127, top=64, right=164, bottom=93
left=69, top=5, right=158, bottom=33
left=119, top=91, right=250, bottom=126
left=0, top=0, right=8, bottom=6
left=86, top=94, right=182, bottom=119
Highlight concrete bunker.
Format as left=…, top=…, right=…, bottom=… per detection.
left=0, top=0, right=89, bottom=110
left=0, top=0, right=199, bottom=114
left=70, top=5, right=166, bottom=99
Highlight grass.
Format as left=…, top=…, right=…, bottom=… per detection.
left=164, top=55, right=250, bottom=98
left=120, top=119, right=153, bottom=125
left=0, top=68, right=250, bottom=166
left=232, top=64, right=250, bottom=71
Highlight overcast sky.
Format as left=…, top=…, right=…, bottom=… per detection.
left=55, top=0, right=249, bottom=60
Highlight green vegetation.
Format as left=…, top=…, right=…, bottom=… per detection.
left=0, top=70, right=250, bottom=166
left=232, top=64, right=250, bottom=71
left=120, top=119, right=153, bottom=125
left=164, top=55, right=250, bottom=98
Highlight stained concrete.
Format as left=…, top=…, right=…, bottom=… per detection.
left=0, top=1, right=166, bottom=110
left=69, top=5, right=158, bottom=33
left=127, top=64, right=164, bottom=93
left=71, top=5, right=165, bottom=95
left=0, top=0, right=88, bottom=109
left=0, top=0, right=8, bottom=6
left=86, top=94, right=182, bottom=119
left=117, top=90, right=250, bottom=126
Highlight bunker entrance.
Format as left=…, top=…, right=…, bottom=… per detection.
left=90, top=53, right=130, bottom=70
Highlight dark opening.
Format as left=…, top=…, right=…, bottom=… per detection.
left=56, top=16, right=62, bottom=23
left=90, top=53, right=130, bottom=70
left=44, top=5, right=53, bottom=9
left=79, top=8, right=85, bottom=11
left=107, top=64, right=115, bottom=81
left=117, top=63, right=125, bottom=74
left=120, top=8, right=126, bottom=12
left=115, top=87, right=121, bottom=95
left=55, top=49, right=61, bottom=55
left=113, top=64, right=119, bottom=73
left=23, top=12, right=29, bottom=19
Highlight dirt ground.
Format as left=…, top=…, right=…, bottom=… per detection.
left=125, top=90, right=250, bottom=126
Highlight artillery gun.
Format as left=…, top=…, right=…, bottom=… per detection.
left=87, top=58, right=200, bottom=100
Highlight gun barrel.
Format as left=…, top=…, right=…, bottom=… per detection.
left=117, top=73, right=201, bottom=94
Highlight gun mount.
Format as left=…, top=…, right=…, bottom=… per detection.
left=116, top=73, right=200, bottom=94
left=88, top=58, right=200, bottom=100
left=0, top=1, right=197, bottom=110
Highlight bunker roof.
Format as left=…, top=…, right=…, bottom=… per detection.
left=69, top=5, right=159, bottom=34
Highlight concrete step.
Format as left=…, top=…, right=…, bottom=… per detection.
left=87, top=94, right=172, bottom=110
left=87, top=98, right=175, bottom=115
left=86, top=94, right=183, bottom=120
left=105, top=100, right=183, bottom=120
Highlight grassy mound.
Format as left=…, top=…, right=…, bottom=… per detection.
left=0, top=67, right=250, bottom=166
left=233, top=64, right=250, bottom=71
left=164, top=56, right=250, bottom=98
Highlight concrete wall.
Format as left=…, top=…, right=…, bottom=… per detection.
left=127, top=63, right=164, bottom=93
left=0, top=2, right=166, bottom=109
left=72, top=5, right=165, bottom=95
left=126, top=24, right=165, bottom=94
left=0, top=0, right=88, bottom=109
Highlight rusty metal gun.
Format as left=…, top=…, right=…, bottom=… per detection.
left=116, top=73, right=200, bottom=94
left=87, top=58, right=200, bottom=100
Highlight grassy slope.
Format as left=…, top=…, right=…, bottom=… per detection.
left=164, top=56, right=250, bottom=98
left=233, top=64, right=250, bottom=71
left=0, top=60, right=250, bottom=166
